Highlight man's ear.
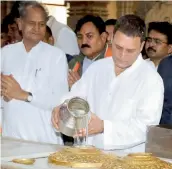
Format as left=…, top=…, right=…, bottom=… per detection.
left=100, top=32, right=108, bottom=43
left=140, top=41, right=145, bottom=53
left=17, top=18, right=22, bottom=31
left=168, top=44, right=172, bottom=54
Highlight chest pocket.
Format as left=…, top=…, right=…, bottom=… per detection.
left=34, top=68, right=50, bottom=89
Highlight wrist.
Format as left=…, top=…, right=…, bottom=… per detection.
left=101, top=120, right=104, bottom=133
left=17, top=90, right=30, bottom=101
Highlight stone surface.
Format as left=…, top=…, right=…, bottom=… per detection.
left=1, top=137, right=172, bottom=169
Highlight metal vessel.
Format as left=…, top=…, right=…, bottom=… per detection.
left=59, top=97, right=90, bottom=137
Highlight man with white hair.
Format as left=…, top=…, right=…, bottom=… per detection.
left=1, top=1, right=68, bottom=144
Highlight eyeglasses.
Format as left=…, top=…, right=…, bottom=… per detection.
left=146, top=37, right=168, bottom=45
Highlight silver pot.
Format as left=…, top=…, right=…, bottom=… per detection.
left=59, top=97, right=90, bottom=137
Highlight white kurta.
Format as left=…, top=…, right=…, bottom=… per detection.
left=47, top=16, right=79, bottom=55
left=145, top=58, right=158, bottom=70
left=61, top=54, right=164, bottom=152
left=1, top=41, right=68, bottom=144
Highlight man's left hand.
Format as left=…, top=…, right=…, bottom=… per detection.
left=76, top=113, right=104, bottom=137
left=88, top=113, right=104, bottom=135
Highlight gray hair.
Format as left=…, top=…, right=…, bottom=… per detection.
left=19, top=1, right=49, bottom=21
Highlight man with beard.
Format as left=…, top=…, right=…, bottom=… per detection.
left=145, top=22, right=172, bottom=70
left=68, top=15, right=107, bottom=88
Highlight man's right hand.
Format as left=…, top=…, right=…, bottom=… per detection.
left=68, top=70, right=80, bottom=88
left=3, top=96, right=12, bottom=102
left=51, top=106, right=60, bottom=130
left=1, top=73, right=12, bottom=102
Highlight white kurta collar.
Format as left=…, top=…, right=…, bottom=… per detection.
left=21, top=40, right=43, bottom=54
left=145, top=58, right=158, bottom=70
left=113, top=54, right=143, bottom=78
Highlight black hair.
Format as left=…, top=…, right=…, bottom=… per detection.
left=46, top=25, right=52, bottom=37
left=105, top=19, right=117, bottom=26
left=10, top=1, right=21, bottom=19
left=75, top=15, right=105, bottom=34
left=1, top=14, right=15, bottom=33
left=114, top=14, right=146, bottom=42
left=148, top=22, right=172, bottom=44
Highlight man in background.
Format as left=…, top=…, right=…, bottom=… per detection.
left=1, top=14, right=22, bottom=44
left=145, top=22, right=172, bottom=69
left=105, top=19, right=117, bottom=45
left=1, top=24, right=10, bottom=48
left=43, top=25, right=54, bottom=45
left=68, top=15, right=107, bottom=88
left=104, top=19, right=117, bottom=58
left=62, top=14, right=107, bottom=145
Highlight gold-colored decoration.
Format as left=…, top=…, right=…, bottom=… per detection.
left=12, top=158, right=35, bottom=165
left=122, top=153, right=172, bottom=169
left=100, top=158, right=127, bottom=169
left=48, top=146, right=120, bottom=168
left=49, top=148, right=172, bottom=169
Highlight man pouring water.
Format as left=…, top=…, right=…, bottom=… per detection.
left=52, top=14, right=164, bottom=153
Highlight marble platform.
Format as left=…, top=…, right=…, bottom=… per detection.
left=1, top=137, right=172, bottom=169
left=1, top=137, right=97, bottom=169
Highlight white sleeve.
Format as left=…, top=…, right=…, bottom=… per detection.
left=103, top=78, right=164, bottom=150
left=59, top=67, right=92, bottom=105
left=57, top=28, right=79, bottom=55
left=30, top=51, right=69, bottom=111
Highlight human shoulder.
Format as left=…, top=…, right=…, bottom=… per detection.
left=142, top=59, right=163, bottom=86
left=79, top=58, right=113, bottom=83
left=85, top=57, right=113, bottom=74
left=40, top=41, right=65, bottom=55
left=90, top=57, right=113, bottom=69
left=39, top=42, right=67, bottom=64
left=58, top=26, right=76, bottom=42
left=160, top=55, right=172, bottom=66
left=68, top=54, right=85, bottom=69
left=1, top=42, right=21, bottom=52
left=158, top=55, right=172, bottom=76
left=59, top=24, right=74, bottom=34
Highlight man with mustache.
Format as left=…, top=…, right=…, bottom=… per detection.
left=145, top=22, right=172, bottom=69
left=68, top=15, right=107, bottom=88
left=62, top=15, right=107, bottom=145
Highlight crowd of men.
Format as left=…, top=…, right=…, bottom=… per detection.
left=1, top=1, right=172, bottom=153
